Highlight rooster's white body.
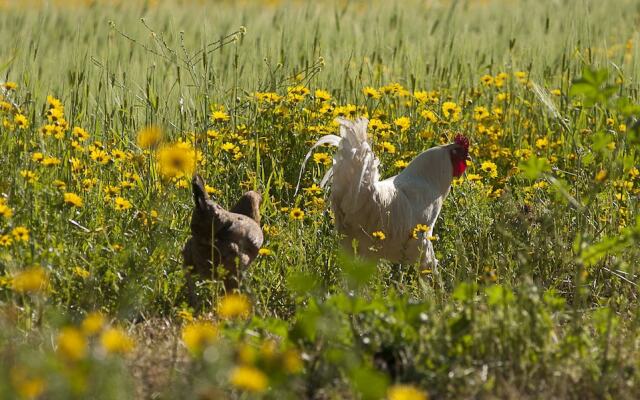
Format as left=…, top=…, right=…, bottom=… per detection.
left=303, top=117, right=462, bottom=269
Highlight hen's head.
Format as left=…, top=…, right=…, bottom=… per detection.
left=450, top=134, right=470, bottom=178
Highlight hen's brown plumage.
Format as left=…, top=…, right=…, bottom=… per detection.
left=183, top=174, right=263, bottom=304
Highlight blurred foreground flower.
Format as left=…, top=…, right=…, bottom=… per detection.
left=217, top=293, right=251, bottom=319
left=57, top=327, right=87, bottom=361
left=100, top=327, right=134, bottom=355
left=182, top=321, right=218, bottom=355
left=10, top=367, right=45, bottom=399
left=387, top=384, right=428, bottom=400
left=136, top=125, right=163, bottom=149
left=156, top=141, right=197, bottom=180
left=230, top=365, right=268, bottom=393
left=12, top=266, right=48, bottom=294
left=82, top=312, right=106, bottom=335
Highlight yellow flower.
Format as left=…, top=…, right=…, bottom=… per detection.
left=12, top=266, right=48, bottom=294
left=514, top=71, right=528, bottom=83
left=182, top=321, right=218, bottom=355
left=20, top=170, right=38, bottom=183
left=14, top=114, right=29, bottom=129
left=210, top=107, right=230, bottom=123
left=595, top=169, right=608, bottom=183
left=363, top=86, right=381, bottom=99
left=414, top=90, right=429, bottom=103
left=10, top=368, right=46, bottom=400
left=230, top=366, right=268, bottom=393
left=254, top=92, right=282, bottom=103
left=11, top=226, right=29, bottom=242
left=480, top=161, right=498, bottom=178
left=0, top=234, right=12, bottom=247
left=156, top=142, right=197, bottom=179
left=31, top=152, right=44, bottom=162
left=494, top=72, right=509, bottom=87
left=136, top=125, right=163, bottom=149
left=42, top=156, right=61, bottom=167
left=369, top=118, right=389, bottom=131
left=387, top=384, right=428, bottom=400
left=72, top=126, right=90, bottom=141
left=289, top=207, right=305, bottom=221
left=0, top=204, right=13, bottom=218
left=100, top=327, right=134, bottom=355
left=282, top=349, right=303, bottom=373
left=394, top=116, right=411, bottom=132
left=535, top=137, right=549, bottom=150
left=303, top=183, right=323, bottom=195
left=496, top=92, right=509, bottom=102
left=221, top=142, right=237, bottom=153
left=466, top=173, right=482, bottom=182
left=314, top=89, right=331, bottom=102
left=393, top=160, right=409, bottom=168
left=480, top=75, right=494, bottom=86
left=3, top=81, right=17, bottom=90
left=57, top=327, right=87, bottom=361
left=313, top=152, right=332, bottom=165
left=206, top=129, right=220, bottom=140
left=46, top=101, right=64, bottom=118
left=288, top=85, right=310, bottom=96
left=412, top=224, right=430, bottom=239
left=90, top=149, right=110, bottom=164
left=82, top=312, right=106, bottom=336
left=64, top=192, right=83, bottom=208
left=114, top=197, right=132, bottom=211
left=380, top=141, right=396, bottom=154
left=47, top=94, right=64, bottom=111
left=372, top=230, right=386, bottom=240
left=111, top=149, right=127, bottom=162
left=473, top=106, right=489, bottom=121
left=258, top=248, right=273, bottom=256
left=442, top=101, right=461, bottom=121
left=218, top=293, right=251, bottom=319
left=73, top=266, right=90, bottom=279
left=0, top=100, right=12, bottom=112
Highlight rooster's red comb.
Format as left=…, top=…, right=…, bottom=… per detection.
left=454, top=134, right=469, bottom=151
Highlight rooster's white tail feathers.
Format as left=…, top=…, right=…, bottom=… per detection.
left=296, top=118, right=380, bottom=203
left=330, top=118, right=380, bottom=218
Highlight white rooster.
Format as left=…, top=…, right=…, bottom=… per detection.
left=300, top=117, right=469, bottom=270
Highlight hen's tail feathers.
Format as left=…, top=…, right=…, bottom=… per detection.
left=295, top=118, right=380, bottom=212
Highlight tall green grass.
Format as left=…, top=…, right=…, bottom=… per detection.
left=0, top=0, right=639, bottom=398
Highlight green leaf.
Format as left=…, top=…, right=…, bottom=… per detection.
left=615, top=97, right=640, bottom=116
left=351, top=367, right=389, bottom=400
left=579, top=220, right=639, bottom=267
left=287, top=270, right=319, bottom=294
left=518, top=156, right=550, bottom=180
left=339, top=251, right=377, bottom=289
left=569, top=67, right=619, bottom=107
left=453, top=282, right=478, bottom=302
left=543, top=289, right=566, bottom=309
left=485, top=284, right=515, bottom=306
left=590, top=131, right=613, bottom=153
left=592, top=307, right=618, bottom=335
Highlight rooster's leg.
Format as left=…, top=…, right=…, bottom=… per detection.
left=418, top=238, right=439, bottom=274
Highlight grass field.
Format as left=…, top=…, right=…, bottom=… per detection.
left=1, top=0, right=640, bottom=398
